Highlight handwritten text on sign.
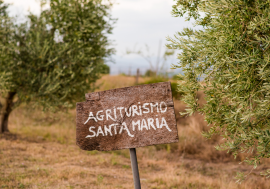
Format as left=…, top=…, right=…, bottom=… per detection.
left=76, top=82, right=179, bottom=151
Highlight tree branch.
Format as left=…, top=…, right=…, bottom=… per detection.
left=11, top=98, right=21, bottom=109
left=0, top=101, right=2, bottom=113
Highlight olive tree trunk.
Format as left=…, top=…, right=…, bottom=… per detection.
left=0, top=92, right=16, bottom=133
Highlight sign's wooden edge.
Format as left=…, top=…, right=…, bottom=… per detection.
left=77, top=138, right=179, bottom=152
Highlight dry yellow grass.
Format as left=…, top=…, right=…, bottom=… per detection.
left=95, top=75, right=148, bottom=91
left=0, top=75, right=269, bottom=189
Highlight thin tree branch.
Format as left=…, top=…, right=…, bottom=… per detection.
left=11, top=98, right=21, bottom=109
left=0, top=101, right=2, bottom=113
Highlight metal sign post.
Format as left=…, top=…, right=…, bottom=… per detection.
left=129, top=148, right=141, bottom=189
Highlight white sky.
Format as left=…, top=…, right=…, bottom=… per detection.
left=4, top=0, right=192, bottom=75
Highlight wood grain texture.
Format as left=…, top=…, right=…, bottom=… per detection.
left=76, top=82, right=179, bottom=151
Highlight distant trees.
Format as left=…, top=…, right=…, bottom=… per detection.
left=0, top=0, right=115, bottom=133
left=144, top=70, right=156, bottom=77
left=126, top=41, right=175, bottom=76
left=169, top=0, right=270, bottom=179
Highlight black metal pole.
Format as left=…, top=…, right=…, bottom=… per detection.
left=129, top=148, right=141, bottom=189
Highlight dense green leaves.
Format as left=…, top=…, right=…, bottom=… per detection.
left=0, top=0, right=115, bottom=110
left=168, top=0, right=270, bottom=178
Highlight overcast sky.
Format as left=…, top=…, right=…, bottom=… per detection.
left=4, top=0, right=192, bottom=75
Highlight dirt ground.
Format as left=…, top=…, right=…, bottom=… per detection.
left=0, top=75, right=269, bottom=189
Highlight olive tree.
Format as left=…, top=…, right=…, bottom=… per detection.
left=0, top=0, right=115, bottom=133
left=168, top=0, right=270, bottom=179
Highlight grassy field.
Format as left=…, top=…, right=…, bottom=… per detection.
left=0, top=75, right=269, bottom=189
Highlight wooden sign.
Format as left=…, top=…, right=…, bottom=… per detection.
left=76, top=82, right=179, bottom=151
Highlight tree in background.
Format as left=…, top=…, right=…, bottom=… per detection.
left=126, top=41, right=175, bottom=76
left=0, top=0, right=115, bottom=133
left=99, top=64, right=110, bottom=75
left=144, top=69, right=156, bottom=77
left=169, top=0, right=270, bottom=179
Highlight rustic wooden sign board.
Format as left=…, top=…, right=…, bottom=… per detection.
left=76, top=82, right=179, bottom=151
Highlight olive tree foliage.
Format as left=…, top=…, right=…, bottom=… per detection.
left=168, top=0, right=270, bottom=179
left=0, top=0, right=115, bottom=133
left=0, top=1, right=14, bottom=91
